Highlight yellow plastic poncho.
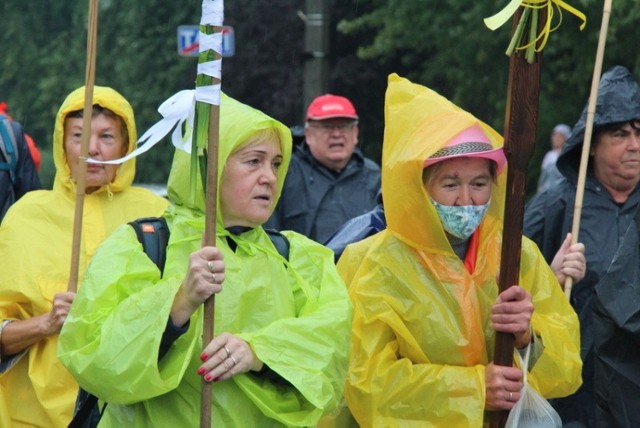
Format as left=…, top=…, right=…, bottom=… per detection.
left=57, top=94, right=353, bottom=427
left=0, top=86, right=168, bottom=427
left=339, top=74, right=582, bottom=427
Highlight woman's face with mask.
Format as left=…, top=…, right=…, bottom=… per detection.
left=424, top=157, right=493, bottom=206
left=423, top=157, right=494, bottom=239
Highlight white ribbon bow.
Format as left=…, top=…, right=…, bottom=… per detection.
left=90, top=89, right=195, bottom=165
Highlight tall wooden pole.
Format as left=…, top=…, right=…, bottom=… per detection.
left=564, top=0, right=613, bottom=300
left=198, top=1, right=223, bottom=426
left=200, top=101, right=219, bottom=428
left=490, top=6, right=545, bottom=428
left=68, top=0, right=99, bottom=293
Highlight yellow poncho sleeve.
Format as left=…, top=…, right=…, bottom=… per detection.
left=341, top=233, right=581, bottom=427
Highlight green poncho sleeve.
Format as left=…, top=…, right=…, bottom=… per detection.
left=59, top=219, right=353, bottom=427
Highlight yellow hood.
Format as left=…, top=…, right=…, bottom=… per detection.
left=340, top=75, right=581, bottom=427
left=382, top=73, right=507, bottom=254
left=53, top=86, right=138, bottom=195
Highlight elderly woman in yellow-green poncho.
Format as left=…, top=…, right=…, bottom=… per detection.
left=338, top=74, right=582, bottom=427
left=57, top=93, right=353, bottom=427
left=0, top=86, right=168, bottom=427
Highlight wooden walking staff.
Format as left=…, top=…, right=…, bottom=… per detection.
left=484, top=1, right=586, bottom=426
left=68, top=0, right=100, bottom=293
left=490, top=8, right=545, bottom=427
left=564, top=0, right=613, bottom=300
left=194, top=1, right=224, bottom=426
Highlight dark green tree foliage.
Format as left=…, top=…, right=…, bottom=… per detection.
left=1, top=0, right=639, bottom=196
left=337, top=0, right=640, bottom=197
left=222, top=1, right=304, bottom=129
left=0, top=1, right=84, bottom=185
left=328, top=0, right=395, bottom=164
left=1, top=0, right=201, bottom=186
left=93, top=1, right=201, bottom=184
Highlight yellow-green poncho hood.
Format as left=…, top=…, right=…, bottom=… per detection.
left=166, top=93, right=292, bottom=228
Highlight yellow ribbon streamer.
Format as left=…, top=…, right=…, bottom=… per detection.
left=484, top=0, right=586, bottom=53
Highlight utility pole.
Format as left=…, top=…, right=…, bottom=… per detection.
left=301, top=0, right=330, bottom=123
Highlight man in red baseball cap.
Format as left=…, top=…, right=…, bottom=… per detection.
left=265, top=94, right=380, bottom=243
left=304, top=94, right=359, bottom=172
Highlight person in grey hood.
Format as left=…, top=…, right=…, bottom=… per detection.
left=524, top=65, right=640, bottom=428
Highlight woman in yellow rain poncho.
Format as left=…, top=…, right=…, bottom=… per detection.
left=58, top=93, right=352, bottom=427
left=340, top=74, right=582, bottom=427
left=0, top=86, right=168, bottom=427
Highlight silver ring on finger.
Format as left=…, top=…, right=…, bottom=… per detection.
left=230, top=355, right=237, bottom=366
left=207, top=261, right=214, bottom=272
left=509, top=391, right=513, bottom=401
left=224, top=346, right=231, bottom=358
left=211, top=272, right=217, bottom=283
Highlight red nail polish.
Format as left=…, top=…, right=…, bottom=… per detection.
left=197, top=367, right=206, bottom=375
left=200, top=353, right=208, bottom=361
left=213, top=378, right=220, bottom=383
left=204, top=374, right=212, bottom=382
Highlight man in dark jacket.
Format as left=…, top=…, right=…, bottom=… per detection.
left=266, top=94, right=380, bottom=243
left=0, top=115, right=41, bottom=223
left=524, top=65, right=640, bottom=428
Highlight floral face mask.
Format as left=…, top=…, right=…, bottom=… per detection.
left=431, top=199, right=490, bottom=240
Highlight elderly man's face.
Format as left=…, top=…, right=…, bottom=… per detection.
left=591, top=120, right=640, bottom=199
left=304, top=119, right=359, bottom=172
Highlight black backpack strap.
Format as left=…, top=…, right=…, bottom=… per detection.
left=264, top=229, right=290, bottom=261
left=128, top=217, right=170, bottom=275
left=69, top=217, right=171, bottom=427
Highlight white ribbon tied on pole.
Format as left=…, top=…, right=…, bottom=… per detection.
left=90, top=89, right=196, bottom=165
left=91, top=0, right=224, bottom=166
left=196, top=0, right=223, bottom=106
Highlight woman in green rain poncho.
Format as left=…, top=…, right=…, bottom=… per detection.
left=339, top=75, right=582, bottom=427
left=0, top=86, right=168, bottom=427
left=58, top=94, right=353, bottom=427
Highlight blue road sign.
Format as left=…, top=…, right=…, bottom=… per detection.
left=177, top=25, right=199, bottom=57
left=177, top=25, right=235, bottom=57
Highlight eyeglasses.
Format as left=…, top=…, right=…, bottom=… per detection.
left=307, top=122, right=357, bottom=133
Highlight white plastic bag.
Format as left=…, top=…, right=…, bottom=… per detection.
left=505, top=344, right=562, bottom=428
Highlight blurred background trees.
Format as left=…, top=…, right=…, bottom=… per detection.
left=1, top=0, right=638, bottom=197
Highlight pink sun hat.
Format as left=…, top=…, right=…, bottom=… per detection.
left=423, top=123, right=506, bottom=173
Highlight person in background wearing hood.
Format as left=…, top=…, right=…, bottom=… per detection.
left=0, top=104, right=41, bottom=223
left=524, top=65, right=640, bottom=427
left=537, top=123, right=571, bottom=193
left=340, top=74, right=581, bottom=427
left=57, top=94, right=352, bottom=427
left=265, top=94, right=380, bottom=243
left=0, top=101, right=42, bottom=173
left=0, top=86, right=169, bottom=427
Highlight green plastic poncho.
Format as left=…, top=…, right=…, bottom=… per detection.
left=339, top=74, right=582, bottom=427
left=57, top=94, right=353, bottom=427
left=0, top=86, right=168, bottom=427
